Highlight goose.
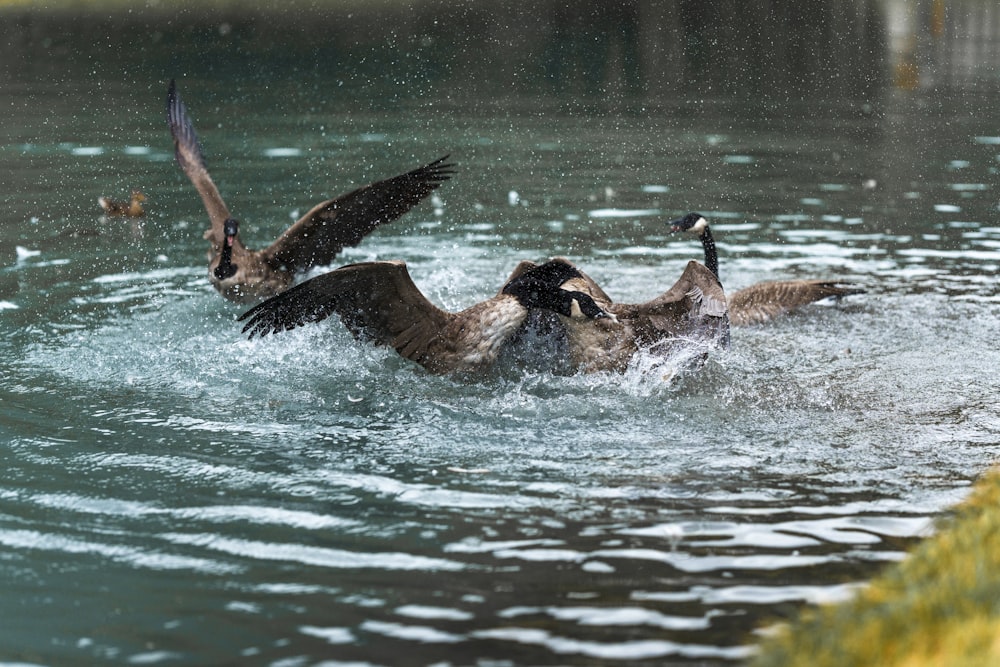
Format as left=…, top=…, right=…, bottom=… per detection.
left=670, top=212, right=864, bottom=326
left=238, top=259, right=616, bottom=375
left=167, top=79, right=454, bottom=303
left=507, top=258, right=730, bottom=373
left=98, top=190, right=146, bottom=217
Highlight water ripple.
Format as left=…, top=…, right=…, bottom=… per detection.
left=0, top=528, right=239, bottom=575
left=30, top=493, right=360, bottom=530
left=471, top=626, right=754, bottom=661
left=592, top=548, right=835, bottom=573
left=500, top=605, right=715, bottom=631
left=361, top=620, right=465, bottom=644
left=160, top=534, right=467, bottom=571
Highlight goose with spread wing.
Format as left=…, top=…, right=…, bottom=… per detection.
left=239, top=257, right=729, bottom=376
left=670, top=212, right=864, bottom=326
left=239, top=259, right=615, bottom=375
left=167, top=79, right=454, bottom=303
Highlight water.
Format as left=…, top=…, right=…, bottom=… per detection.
left=3, top=11, right=1000, bottom=666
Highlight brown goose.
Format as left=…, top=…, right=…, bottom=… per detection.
left=167, top=79, right=454, bottom=303
left=98, top=190, right=146, bottom=217
left=238, top=259, right=615, bottom=375
left=670, top=212, right=864, bottom=326
left=508, top=258, right=730, bottom=373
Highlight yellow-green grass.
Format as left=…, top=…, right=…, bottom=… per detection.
left=753, top=467, right=1000, bottom=667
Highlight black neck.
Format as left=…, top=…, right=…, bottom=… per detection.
left=515, top=287, right=603, bottom=320
left=214, top=241, right=236, bottom=280
left=700, top=227, right=719, bottom=278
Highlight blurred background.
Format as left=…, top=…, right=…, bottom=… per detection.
left=2, top=0, right=995, bottom=101
left=1, top=2, right=999, bottom=666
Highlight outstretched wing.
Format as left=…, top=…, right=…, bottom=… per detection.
left=238, top=260, right=451, bottom=351
left=728, top=280, right=864, bottom=326
left=617, top=260, right=730, bottom=344
left=166, top=79, right=232, bottom=248
left=261, top=156, right=456, bottom=271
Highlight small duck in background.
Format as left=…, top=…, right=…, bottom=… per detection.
left=98, top=190, right=146, bottom=218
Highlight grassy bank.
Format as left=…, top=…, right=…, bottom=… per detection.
left=753, top=467, right=1000, bottom=667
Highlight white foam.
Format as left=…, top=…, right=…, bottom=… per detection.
left=263, top=147, right=303, bottom=157
left=70, top=146, right=104, bottom=156
left=15, top=246, right=40, bottom=260
left=588, top=208, right=660, bottom=218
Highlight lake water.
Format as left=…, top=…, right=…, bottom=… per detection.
left=2, top=7, right=1000, bottom=666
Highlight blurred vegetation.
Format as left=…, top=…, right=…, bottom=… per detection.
left=753, top=466, right=1000, bottom=667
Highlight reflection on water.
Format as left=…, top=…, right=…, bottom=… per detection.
left=2, top=3, right=1000, bottom=665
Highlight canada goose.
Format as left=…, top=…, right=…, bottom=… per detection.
left=238, top=259, right=615, bottom=375
left=166, top=79, right=454, bottom=303
left=98, top=190, right=146, bottom=217
left=507, top=258, right=731, bottom=373
left=670, top=212, right=864, bottom=326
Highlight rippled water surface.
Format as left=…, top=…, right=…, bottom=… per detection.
left=3, top=55, right=1000, bottom=666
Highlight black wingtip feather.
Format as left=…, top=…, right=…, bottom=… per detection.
left=237, top=278, right=330, bottom=340
left=421, top=154, right=457, bottom=183
left=237, top=299, right=272, bottom=339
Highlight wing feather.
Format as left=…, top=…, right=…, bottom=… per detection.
left=166, top=80, right=232, bottom=247
left=614, top=260, right=729, bottom=343
left=261, top=156, right=455, bottom=271
left=238, top=261, right=451, bottom=356
left=728, top=280, right=864, bottom=326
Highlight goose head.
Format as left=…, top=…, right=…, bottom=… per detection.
left=559, top=290, right=617, bottom=322
left=213, top=218, right=240, bottom=280
left=502, top=261, right=616, bottom=322
left=669, top=212, right=718, bottom=278
left=669, top=212, right=709, bottom=236
left=506, top=280, right=615, bottom=321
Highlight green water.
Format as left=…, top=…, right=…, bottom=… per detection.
left=1, top=4, right=999, bottom=666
